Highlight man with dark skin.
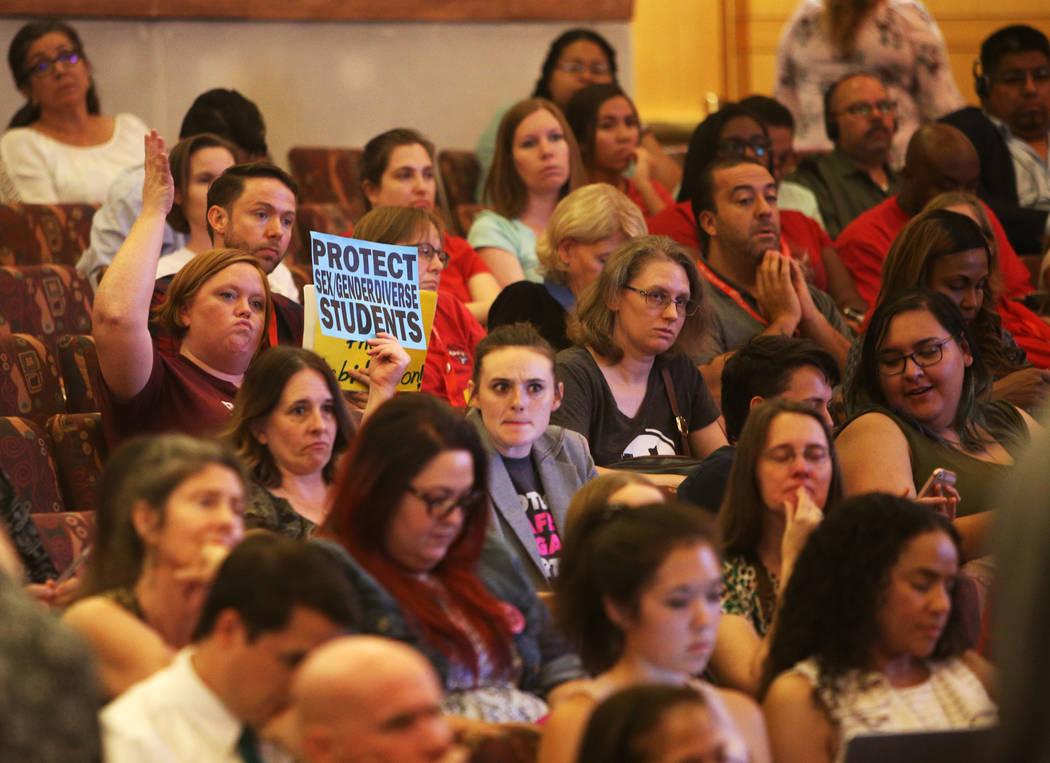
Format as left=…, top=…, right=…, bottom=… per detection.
left=941, top=25, right=1050, bottom=255
left=789, top=73, right=900, bottom=238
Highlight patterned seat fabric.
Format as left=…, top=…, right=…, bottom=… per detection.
left=438, top=150, right=483, bottom=237
left=47, top=413, right=105, bottom=515
left=0, top=203, right=97, bottom=267
left=0, top=265, right=93, bottom=354
left=0, top=416, right=65, bottom=515
left=29, top=510, right=96, bottom=577
left=0, top=334, right=65, bottom=426
left=287, top=147, right=367, bottom=213
left=56, top=334, right=100, bottom=414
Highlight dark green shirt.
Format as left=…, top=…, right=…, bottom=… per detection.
left=788, top=148, right=900, bottom=239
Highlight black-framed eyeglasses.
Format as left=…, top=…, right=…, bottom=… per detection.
left=838, top=99, right=898, bottom=118
left=555, top=61, right=612, bottom=77
left=992, top=66, right=1050, bottom=87
left=716, top=136, right=772, bottom=159
left=622, top=285, right=700, bottom=316
left=28, top=50, right=81, bottom=78
left=417, top=242, right=449, bottom=268
left=876, top=336, right=955, bottom=376
left=406, top=485, right=485, bottom=520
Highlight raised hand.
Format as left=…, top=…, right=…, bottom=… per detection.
left=141, top=130, right=174, bottom=218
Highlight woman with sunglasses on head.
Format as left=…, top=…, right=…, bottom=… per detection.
left=354, top=205, right=485, bottom=408
left=551, top=236, right=726, bottom=484
left=564, top=84, right=673, bottom=216
left=3, top=19, right=147, bottom=203
left=836, top=288, right=1041, bottom=563
left=359, top=128, right=500, bottom=325
left=315, top=394, right=582, bottom=722
left=649, top=104, right=867, bottom=317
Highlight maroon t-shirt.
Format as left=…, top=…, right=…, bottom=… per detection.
left=99, top=346, right=240, bottom=450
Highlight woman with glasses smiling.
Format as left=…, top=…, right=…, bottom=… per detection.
left=551, top=235, right=727, bottom=476
left=314, top=394, right=582, bottom=722
left=354, top=205, right=486, bottom=408
left=836, top=288, right=1041, bottom=562
left=2, top=19, right=147, bottom=203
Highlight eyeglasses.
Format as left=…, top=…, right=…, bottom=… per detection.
left=992, top=66, right=1050, bottom=87
left=876, top=336, right=956, bottom=376
left=417, top=242, right=449, bottom=268
left=622, top=285, right=700, bottom=316
left=716, top=136, right=772, bottom=159
left=406, top=485, right=485, bottom=520
left=555, top=60, right=612, bottom=77
left=761, top=444, right=830, bottom=466
left=837, top=99, right=898, bottom=118
left=27, top=50, right=81, bottom=78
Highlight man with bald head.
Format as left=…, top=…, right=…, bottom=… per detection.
left=836, top=122, right=1034, bottom=305
left=294, top=636, right=460, bottom=763
left=788, top=73, right=901, bottom=237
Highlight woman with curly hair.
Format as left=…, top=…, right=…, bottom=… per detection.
left=761, top=493, right=996, bottom=763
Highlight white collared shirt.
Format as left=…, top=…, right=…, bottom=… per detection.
left=987, top=112, right=1050, bottom=235
left=155, top=248, right=301, bottom=304
left=100, top=648, right=292, bottom=763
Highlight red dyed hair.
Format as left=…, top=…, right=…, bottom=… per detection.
left=319, top=395, right=513, bottom=678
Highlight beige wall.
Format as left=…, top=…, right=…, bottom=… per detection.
left=633, top=0, right=1050, bottom=129
left=0, top=18, right=631, bottom=168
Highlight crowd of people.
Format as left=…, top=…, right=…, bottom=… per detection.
left=1, top=10, right=1050, bottom=763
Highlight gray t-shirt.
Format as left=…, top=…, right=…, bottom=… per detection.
left=695, top=268, right=853, bottom=363
left=552, top=347, right=720, bottom=466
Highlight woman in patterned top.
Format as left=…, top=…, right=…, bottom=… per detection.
left=62, top=434, right=246, bottom=698
left=762, top=493, right=996, bottom=763
left=709, top=398, right=842, bottom=696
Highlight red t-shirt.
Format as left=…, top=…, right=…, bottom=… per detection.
left=836, top=195, right=1033, bottom=305
left=439, top=233, right=491, bottom=305
left=99, top=346, right=240, bottom=450
left=624, top=177, right=675, bottom=217
left=422, top=290, right=486, bottom=408
left=646, top=200, right=829, bottom=290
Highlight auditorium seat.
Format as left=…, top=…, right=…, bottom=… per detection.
left=0, top=203, right=96, bottom=267
left=437, top=149, right=483, bottom=236
left=0, top=334, right=66, bottom=426
left=55, top=334, right=100, bottom=414
left=47, top=412, right=105, bottom=515
left=287, top=147, right=367, bottom=214
left=0, top=416, right=64, bottom=515
left=0, top=264, right=93, bottom=354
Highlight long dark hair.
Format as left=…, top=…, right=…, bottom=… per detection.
left=318, top=395, right=513, bottom=677
left=849, top=288, right=992, bottom=452
left=8, top=20, right=100, bottom=128
left=761, top=493, right=967, bottom=700
left=564, top=82, right=636, bottom=168
left=677, top=103, right=770, bottom=203
left=531, top=28, right=618, bottom=102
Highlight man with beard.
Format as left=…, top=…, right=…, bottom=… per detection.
left=942, top=25, right=1050, bottom=256
left=788, top=73, right=900, bottom=238
left=154, top=161, right=304, bottom=348
left=692, top=156, right=852, bottom=404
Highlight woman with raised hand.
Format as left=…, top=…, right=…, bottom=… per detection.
left=538, top=500, right=770, bottom=763
left=359, top=128, right=500, bottom=324
left=762, top=493, right=996, bottom=763
left=551, top=235, right=726, bottom=478
left=316, top=394, right=582, bottom=722
left=469, top=98, right=585, bottom=287
left=710, top=398, right=841, bottom=696
left=2, top=19, right=148, bottom=203
left=466, top=323, right=596, bottom=591
left=564, top=83, right=673, bottom=216
left=488, top=182, right=647, bottom=350
left=63, top=434, right=246, bottom=698
left=837, top=289, right=1040, bottom=562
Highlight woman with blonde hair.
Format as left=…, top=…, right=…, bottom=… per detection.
left=469, top=98, right=585, bottom=287
left=488, top=182, right=647, bottom=349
